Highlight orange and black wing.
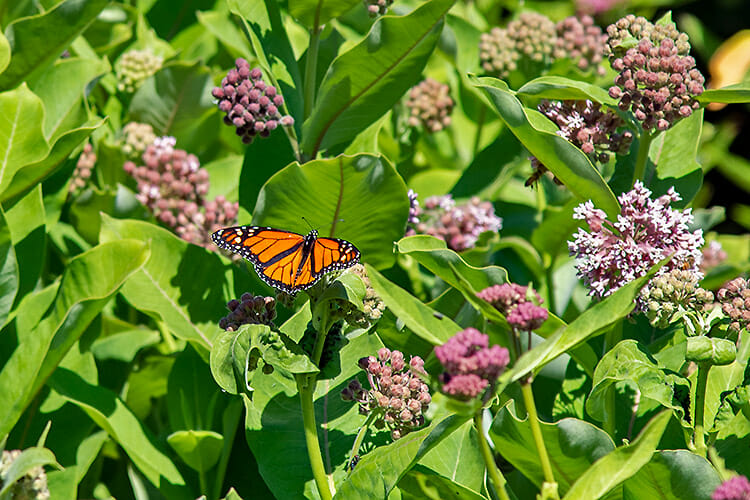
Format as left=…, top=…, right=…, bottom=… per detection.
left=211, top=226, right=309, bottom=293
left=310, top=237, right=361, bottom=278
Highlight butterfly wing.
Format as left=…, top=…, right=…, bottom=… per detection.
left=310, top=236, right=361, bottom=277
left=211, top=226, right=307, bottom=292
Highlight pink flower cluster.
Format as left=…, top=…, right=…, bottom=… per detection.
left=406, top=193, right=503, bottom=252
left=528, top=99, right=633, bottom=186
left=434, top=328, right=509, bottom=400
left=717, top=277, right=750, bottom=334
left=341, top=348, right=431, bottom=440
left=219, top=292, right=277, bottom=331
left=606, top=15, right=705, bottom=131
left=69, top=143, right=96, bottom=194
left=568, top=181, right=703, bottom=304
left=554, top=15, right=608, bottom=76
left=712, top=475, right=750, bottom=500
left=477, top=283, right=548, bottom=331
left=124, top=136, right=239, bottom=249
left=405, top=78, right=454, bottom=133
left=212, top=58, right=294, bottom=144
left=701, top=241, right=728, bottom=273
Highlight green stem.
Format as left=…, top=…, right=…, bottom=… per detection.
left=693, top=361, right=711, bottom=457
left=603, top=324, right=622, bottom=439
left=474, top=411, right=511, bottom=500
left=347, top=411, right=377, bottom=473
left=632, top=131, right=654, bottom=186
left=298, top=376, right=333, bottom=500
left=303, top=26, right=322, bottom=121
left=473, top=107, right=486, bottom=157
left=199, top=469, right=208, bottom=497
left=520, top=382, right=559, bottom=499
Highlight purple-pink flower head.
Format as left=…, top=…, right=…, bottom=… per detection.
left=568, top=181, right=703, bottom=306
left=712, top=475, right=750, bottom=500
left=476, top=283, right=542, bottom=316
left=507, top=302, right=548, bottom=331
left=435, top=328, right=510, bottom=400
left=344, top=348, right=430, bottom=440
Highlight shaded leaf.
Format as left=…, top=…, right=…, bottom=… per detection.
left=516, top=76, right=616, bottom=105
left=289, top=0, right=360, bottom=29
left=167, top=430, right=224, bottom=473
left=302, top=0, right=454, bottom=155
left=622, top=450, right=721, bottom=500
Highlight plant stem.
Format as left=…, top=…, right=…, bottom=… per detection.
left=520, top=381, right=559, bottom=499
left=298, top=376, right=333, bottom=500
left=347, top=411, right=377, bottom=473
left=473, top=107, right=486, bottom=156
left=602, top=324, right=622, bottom=438
left=211, top=399, right=243, bottom=500
left=474, top=411, right=511, bottom=500
left=303, top=26, right=322, bottom=121
left=632, top=131, right=653, bottom=186
left=693, top=361, right=711, bottom=457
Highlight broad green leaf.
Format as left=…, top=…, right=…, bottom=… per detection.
left=0, top=0, right=108, bottom=89
left=334, top=415, right=468, bottom=499
left=398, top=469, right=488, bottom=500
left=167, top=430, right=224, bottom=473
left=0, top=84, right=49, bottom=198
left=238, top=128, right=296, bottom=215
left=49, top=368, right=191, bottom=498
left=168, top=345, right=227, bottom=431
left=129, top=61, right=217, bottom=154
left=516, top=76, right=617, bottom=105
left=396, top=235, right=508, bottom=292
left=91, top=329, right=160, bottom=362
left=696, top=84, right=750, bottom=104
left=4, top=184, right=44, bottom=300
left=196, top=10, right=252, bottom=58
left=243, top=331, right=382, bottom=498
left=1, top=118, right=105, bottom=204
left=0, top=31, right=9, bottom=74
left=289, top=0, right=360, bottom=29
left=530, top=200, right=583, bottom=258
left=703, top=332, right=750, bottom=435
left=227, top=0, right=303, bottom=122
left=622, top=450, right=721, bottom=500
left=490, top=406, right=614, bottom=495
left=0, top=206, right=17, bottom=329
left=585, top=340, right=688, bottom=422
left=472, top=76, right=620, bottom=219
left=28, top=57, right=109, bottom=139
left=416, top=419, right=485, bottom=495
left=0, top=239, right=149, bottom=437
left=0, top=447, right=60, bottom=496
left=211, top=324, right=318, bottom=396
left=367, top=264, right=462, bottom=345
left=99, top=215, right=231, bottom=350
left=503, top=261, right=665, bottom=386
left=302, top=0, right=454, bottom=155
left=648, top=110, right=703, bottom=206
left=562, top=411, right=672, bottom=500
left=252, top=154, right=408, bottom=269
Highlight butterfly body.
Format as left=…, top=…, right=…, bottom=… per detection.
left=211, top=226, right=360, bottom=293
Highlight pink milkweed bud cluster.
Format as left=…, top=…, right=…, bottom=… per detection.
left=554, top=15, right=608, bottom=76
left=123, top=136, right=239, bottom=249
left=220, top=293, right=277, bottom=331
left=506, top=301, right=549, bottom=331
left=69, top=143, right=96, bottom=195
left=528, top=99, right=633, bottom=186
left=717, top=278, right=750, bottom=335
left=568, top=181, right=704, bottom=308
left=212, top=58, right=294, bottom=144
left=0, top=449, right=50, bottom=500
left=711, top=475, right=750, bottom=500
left=363, top=0, right=392, bottom=17
left=606, top=15, right=705, bottom=131
left=122, top=122, right=157, bottom=160
left=405, top=78, right=454, bottom=132
left=115, top=49, right=163, bottom=93
left=700, top=241, right=728, bottom=273
left=341, top=348, right=431, bottom=440
left=406, top=193, right=503, bottom=252
left=477, top=283, right=542, bottom=316
left=435, top=328, right=510, bottom=400
left=479, top=13, right=556, bottom=79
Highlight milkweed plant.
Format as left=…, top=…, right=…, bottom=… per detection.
left=2, top=0, right=750, bottom=498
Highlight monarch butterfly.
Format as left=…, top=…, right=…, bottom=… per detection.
left=211, top=226, right=361, bottom=294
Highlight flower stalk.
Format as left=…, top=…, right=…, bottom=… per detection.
left=520, top=381, right=559, bottom=499
left=633, top=130, right=653, bottom=185
left=474, top=411, right=511, bottom=500
left=693, top=361, right=711, bottom=457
